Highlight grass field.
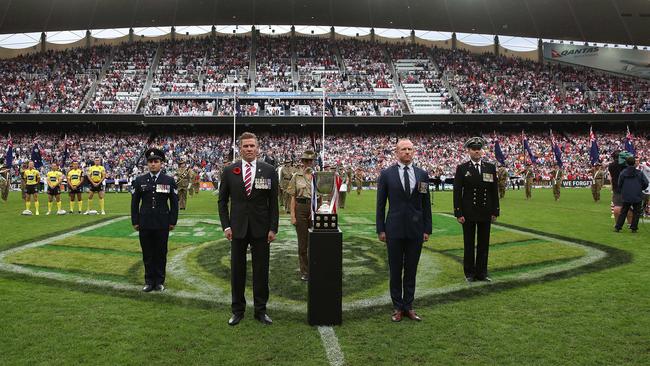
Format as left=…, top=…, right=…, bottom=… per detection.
left=0, top=187, right=648, bottom=365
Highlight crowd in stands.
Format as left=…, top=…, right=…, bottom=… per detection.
left=203, top=35, right=250, bottom=93
left=85, top=41, right=157, bottom=113
left=338, top=39, right=394, bottom=93
left=4, top=127, right=647, bottom=186
left=1, top=37, right=649, bottom=115
left=255, top=36, right=294, bottom=92
left=144, top=98, right=215, bottom=116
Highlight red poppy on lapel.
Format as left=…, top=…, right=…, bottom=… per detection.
left=233, top=167, right=241, bottom=175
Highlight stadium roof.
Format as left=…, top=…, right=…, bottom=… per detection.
left=0, top=0, right=648, bottom=46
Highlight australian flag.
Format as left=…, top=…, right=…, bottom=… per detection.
left=522, top=131, right=537, bottom=164
left=624, top=126, right=635, bottom=156
left=493, top=135, right=506, bottom=165
left=31, top=142, right=43, bottom=169
left=589, top=127, right=600, bottom=166
left=550, top=130, right=563, bottom=168
left=4, top=133, right=13, bottom=168
left=61, top=139, right=70, bottom=168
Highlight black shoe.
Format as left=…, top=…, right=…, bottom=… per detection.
left=142, top=284, right=154, bottom=292
left=465, top=277, right=475, bottom=283
left=228, top=313, right=244, bottom=326
left=254, top=313, right=273, bottom=325
left=154, top=284, right=165, bottom=291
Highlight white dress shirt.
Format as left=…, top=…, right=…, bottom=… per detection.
left=397, top=161, right=416, bottom=193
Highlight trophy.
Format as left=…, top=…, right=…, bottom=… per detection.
left=313, top=170, right=339, bottom=231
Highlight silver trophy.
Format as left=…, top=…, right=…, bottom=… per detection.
left=313, top=170, right=339, bottom=231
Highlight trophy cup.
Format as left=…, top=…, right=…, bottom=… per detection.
left=313, top=170, right=338, bottom=231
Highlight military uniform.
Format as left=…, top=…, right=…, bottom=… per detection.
left=591, top=164, right=605, bottom=202
left=0, top=162, right=9, bottom=202
left=497, top=166, right=508, bottom=199
left=523, top=166, right=534, bottom=199
left=131, top=148, right=179, bottom=291
left=280, top=164, right=294, bottom=213
left=346, top=168, right=353, bottom=194
left=549, top=168, right=563, bottom=201
left=175, top=163, right=191, bottom=210
left=191, top=168, right=201, bottom=196
left=288, top=151, right=315, bottom=280
left=355, top=170, right=364, bottom=195
left=453, top=137, right=500, bottom=281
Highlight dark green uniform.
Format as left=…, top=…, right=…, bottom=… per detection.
left=497, top=166, right=508, bottom=199
left=591, top=166, right=605, bottom=202
left=523, top=167, right=534, bottom=199
left=175, top=165, right=191, bottom=210
left=288, top=167, right=313, bottom=278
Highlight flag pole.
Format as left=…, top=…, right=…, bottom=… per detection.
left=322, top=89, right=326, bottom=166
left=233, top=88, right=237, bottom=161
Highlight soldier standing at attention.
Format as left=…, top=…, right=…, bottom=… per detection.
left=549, top=163, right=563, bottom=201
left=191, top=167, right=201, bottom=196
left=288, top=151, right=316, bottom=282
left=453, top=137, right=499, bottom=283
left=131, top=148, right=179, bottom=292
left=355, top=168, right=364, bottom=195
left=347, top=167, right=354, bottom=195
left=175, top=160, right=191, bottom=210
left=591, top=162, right=605, bottom=202
left=497, top=164, right=508, bottom=199
left=522, top=163, right=534, bottom=200
left=280, top=162, right=293, bottom=214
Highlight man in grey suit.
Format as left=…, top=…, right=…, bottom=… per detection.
left=219, top=132, right=280, bottom=326
left=376, top=139, right=432, bottom=322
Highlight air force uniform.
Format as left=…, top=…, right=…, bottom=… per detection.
left=131, top=148, right=179, bottom=291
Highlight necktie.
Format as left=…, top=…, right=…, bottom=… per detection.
left=403, top=166, right=410, bottom=195
left=474, top=163, right=481, bottom=174
left=244, top=163, right=252, bottom=196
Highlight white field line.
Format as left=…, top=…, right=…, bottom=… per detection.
left=0, top=214, right=607, bottom=313
left=318, top=326, right=346, bottom=366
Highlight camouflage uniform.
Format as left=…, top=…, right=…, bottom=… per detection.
left=523, top=166, right=534, bottom=199
left=280, top=164, right=294, bottom=214
left=591, top=165, right=605, bottom=202
left=355, top=170, right=363, bottom=195
left=288, top=151, right=316, bottom=279
left=175, top=163, right=191, bottom=209
left=549, top=168, right=563, bottom=201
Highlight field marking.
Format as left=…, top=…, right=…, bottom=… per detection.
left=0, top=214, right=608, bottom=313
left=318, top=326, right=346, bottom=366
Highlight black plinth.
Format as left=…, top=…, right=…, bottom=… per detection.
left=307, top=228, right=343, bottom=326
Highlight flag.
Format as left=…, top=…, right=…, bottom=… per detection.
left=624, top=126, right=635, bottom=156
left=522, top=131, right=537, bottom=164
left=31, top=142, right=43, bottom=169
left=311, top=173, right=318, bottom=221
left=61, top=135, right=69, bottom=168
left=330, top=173, right=343, bottom=214
left=234, top=91, right=241, bottom=117
left=589, top=127, right=600, bottom=166
left=493, top=133, right=506, bottom=165
left=550, top=129, right=563, bottom=168
left=5, top=133, right=13, bottom=168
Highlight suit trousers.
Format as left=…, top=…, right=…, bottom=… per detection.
left=386, top=238, right=423, bottom=311
left=463, top=221, right=491, bottom=279
left=231, top=227, right=270, bottom=316
left=139, top=229, right=169, bottom=286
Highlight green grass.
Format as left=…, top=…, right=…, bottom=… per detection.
left=0, top=187, right=649, bottom=365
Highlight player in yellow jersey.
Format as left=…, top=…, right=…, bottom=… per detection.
left=22, top=161, right=40, bottom=215
left=46, top=162, right=64, bottom=215
left=67, top=160, right=84, bottom=214
left=85, top=157, right=106, bottom=215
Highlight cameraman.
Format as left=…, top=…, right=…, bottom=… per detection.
left=614, top=156, right=649, bottom=233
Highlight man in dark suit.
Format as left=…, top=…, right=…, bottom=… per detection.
left=219, top=132, right=279, bottom=326
left=131, top=148, right=179, bottom=292
left=376, top=139, right=432, bottom=322
left=453, top=137, right=500, bottom=283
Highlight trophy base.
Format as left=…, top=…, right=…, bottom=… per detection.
left=312, top=213, right=338, bottom=231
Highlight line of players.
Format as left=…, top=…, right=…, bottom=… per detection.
left=18, top=157, right=204, bottom=216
